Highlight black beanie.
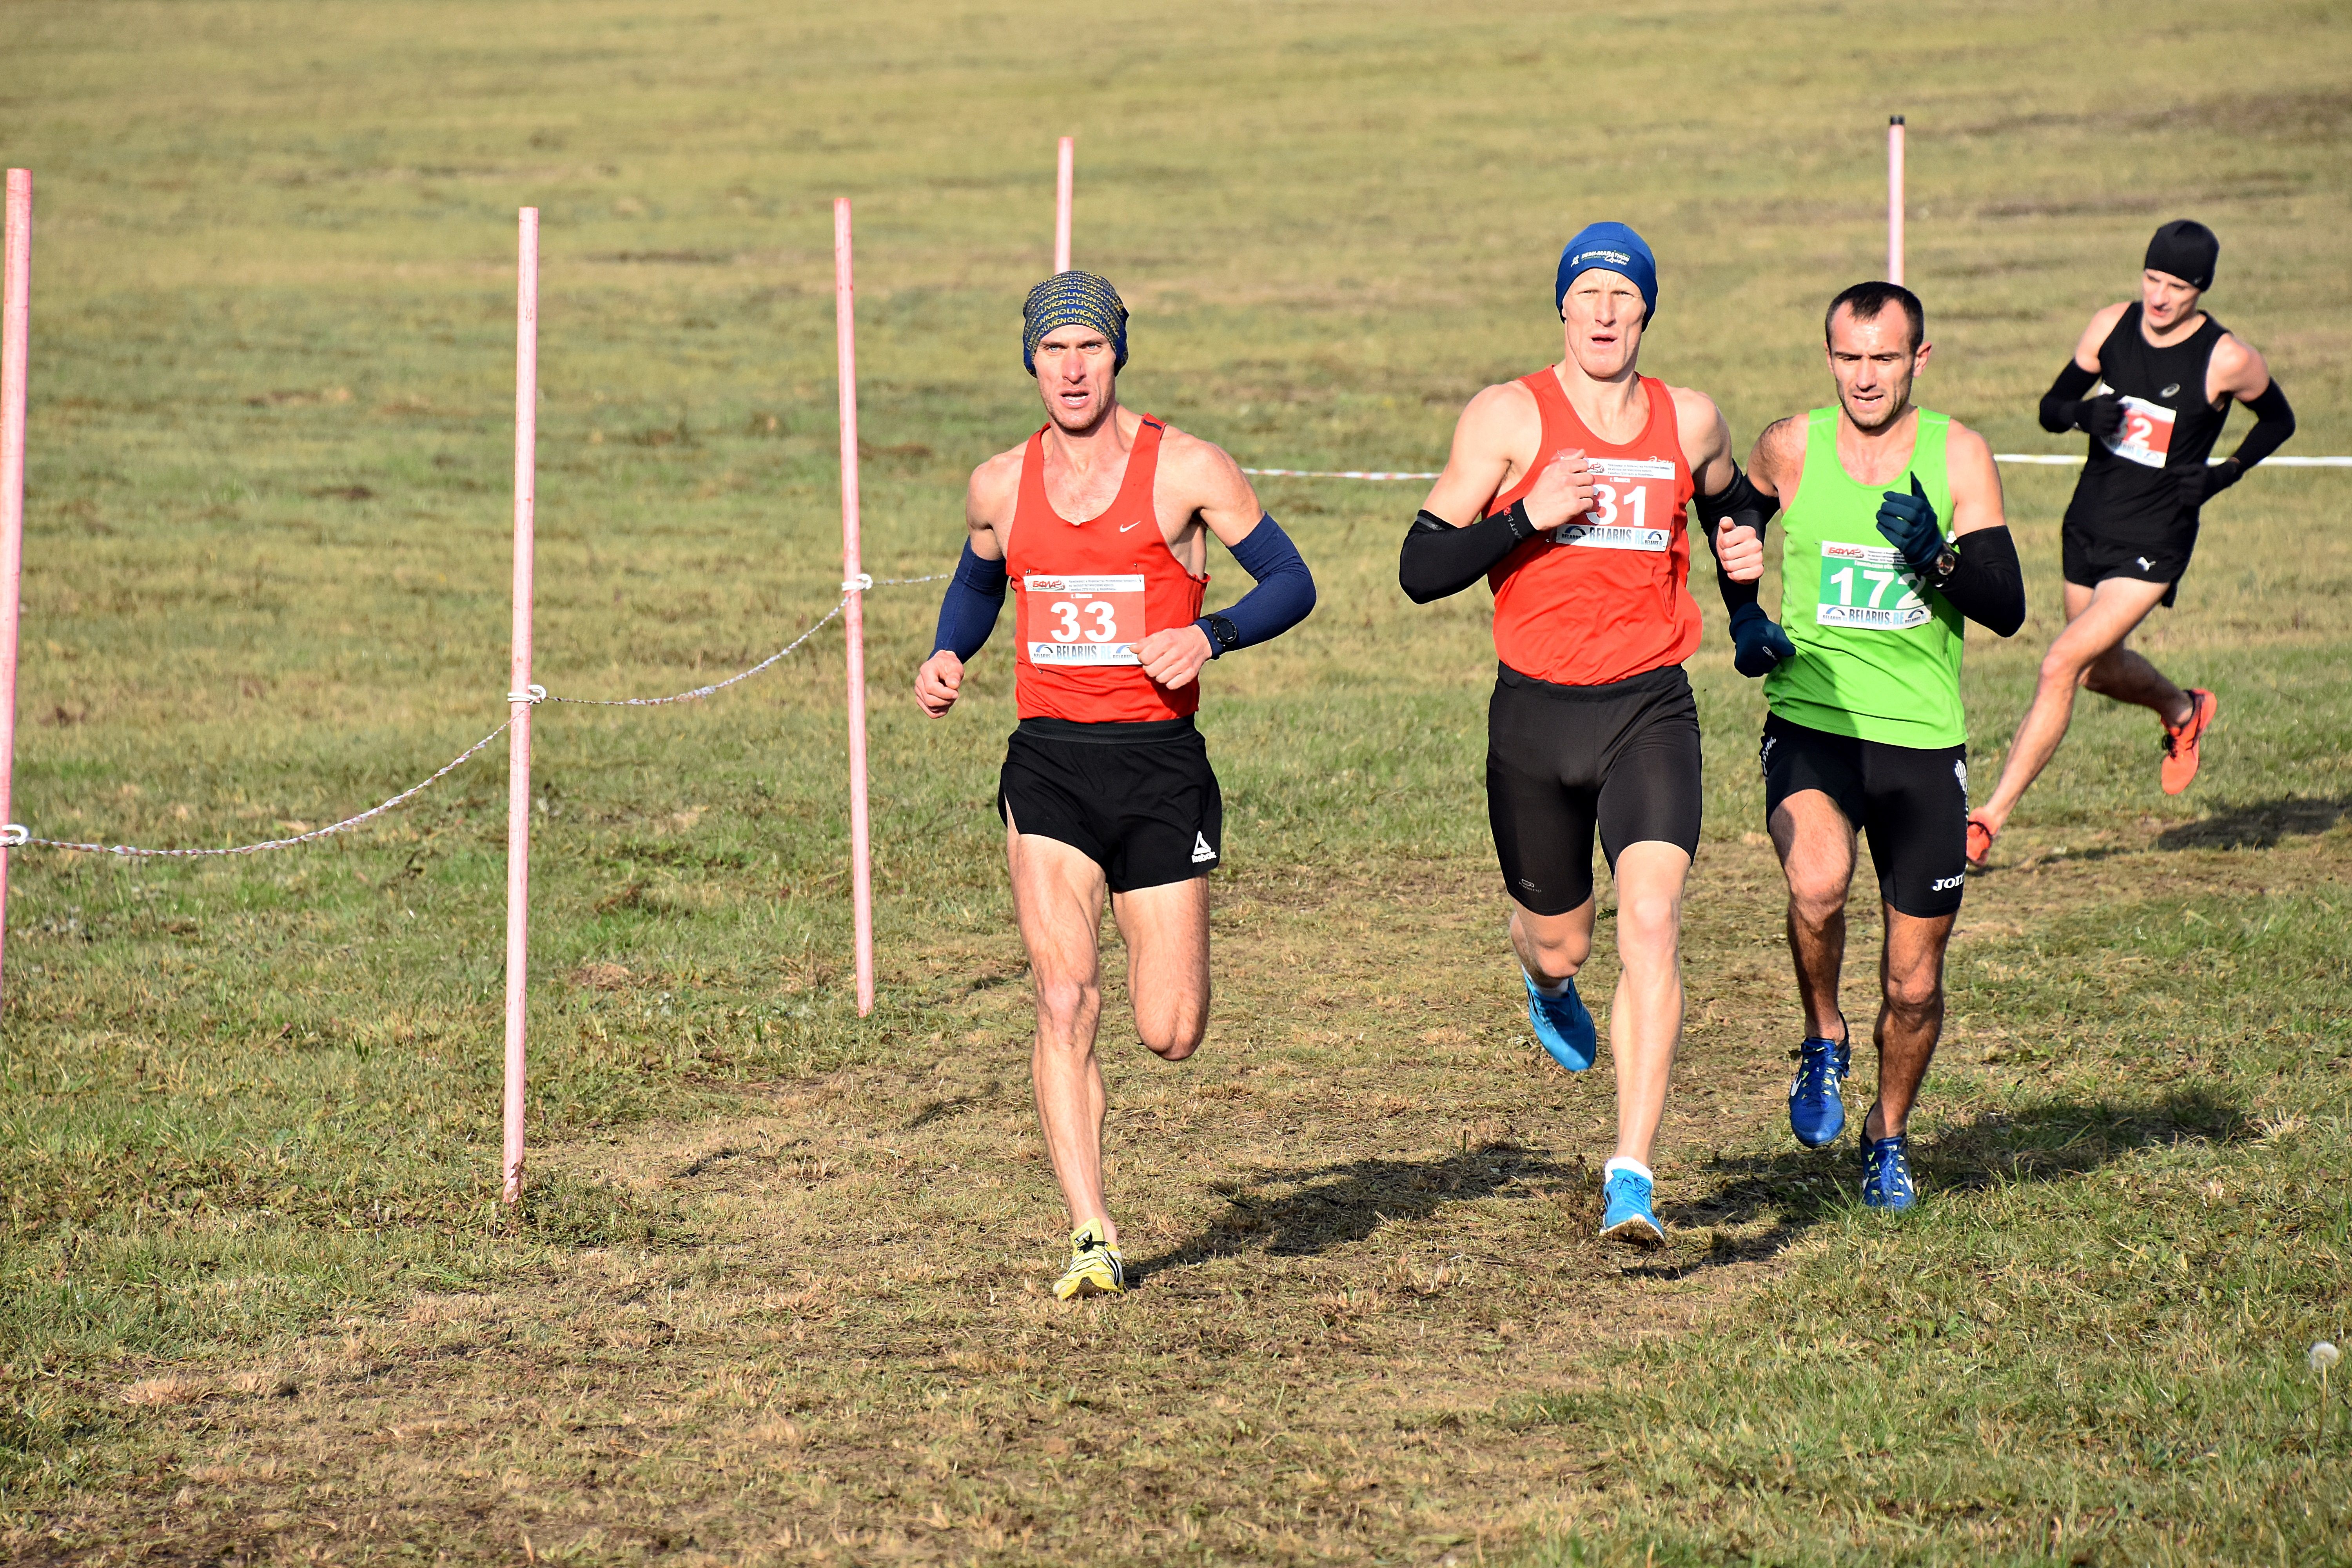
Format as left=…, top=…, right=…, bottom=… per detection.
left=2144, top=220, right=2218, bottom=290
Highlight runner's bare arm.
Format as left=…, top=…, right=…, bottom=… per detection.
left=1919, top=421, right=2024, bottom=636
left=1944, top=422, right=2007, bottom=539
left=915, top=449, right=1025, bottom=717
left=1420, top=382, right=1534, bottom=525
left=2201, top=335, right=2294, bottom=494
left=1158, top=428, right=1267, bottom=551
left=2073, top=302, right=2133, bottom=374
left=1398, top=382, right=1596, bottom=604
left=1134, top=431, right=1316, bottom=690
left=1744, top=417, right=1806, bottom=507
left=1672, top=388, right=1762, bottom=583
left=2207, top=334, right=2272, bottom=405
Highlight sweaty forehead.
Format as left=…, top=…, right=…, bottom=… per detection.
left=1828, top=305, right=1910, bottom=351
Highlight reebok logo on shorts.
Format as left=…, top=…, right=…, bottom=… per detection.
left=1191, top=832, right=1217, bottom=865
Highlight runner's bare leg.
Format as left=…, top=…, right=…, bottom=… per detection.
left=1111, top=878, right=1210, bottom=1061
left=1865, top=908, right=1955, bottom=1138
left=1509, top=896, right=1596, bottom=988
left=1605, top=842, right=1690, bottom=1166
left=1977, top=577, right=2182, bottom=835
left=1769, top=789, right=1858, bottom=1044
left=1008, top=828, right=1118, bottom=1244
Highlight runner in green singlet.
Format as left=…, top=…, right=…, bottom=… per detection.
left=1709, top=281, right=2026, bottom=1210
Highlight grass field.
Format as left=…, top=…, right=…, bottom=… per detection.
left=3, top=0, right=2350, bottom=1561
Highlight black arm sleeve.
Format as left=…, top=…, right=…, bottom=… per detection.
left=1398, top=500, right=1539, bottom=604
left=2228, top=379, right=2296, bottom=470
left=1925, top=526, right=2026, bottom=637
left=2038, top=360, right=2100, bottom=434
left=1693, top=465, right=1777, bottom=613
left=1693, top=465, right=1776, bottom=563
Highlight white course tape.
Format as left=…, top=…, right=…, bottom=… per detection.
left=13, top=575, right=951, bottom=857
left=1247, top=458, right=2351, bottom=481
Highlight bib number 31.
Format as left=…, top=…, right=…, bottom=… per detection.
left=1552, top=456, right=1677, bottom=551
left=1025, top=573, right=1146, bottom=665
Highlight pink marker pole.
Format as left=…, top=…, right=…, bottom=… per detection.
left=1054, top=136, right=1074, bottom=274
left=834, top=198, right=876, bottom=1018
left=0, top=171, right=29, bottom=1005
left=1887, top=115, right=1906, bottom=285
left=502, top=208, right=539, bottom=1203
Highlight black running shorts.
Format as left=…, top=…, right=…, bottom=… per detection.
left=2062, top=511, right=2197, bottom=609
left=1486, top=662, right=1703, bottom=917
left=1760, top=713, right=1969, bottom=920
left=998, top=716, right=1222, bottom=893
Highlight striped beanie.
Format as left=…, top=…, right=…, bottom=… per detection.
left=1022, top=270, right=1129, bottom=375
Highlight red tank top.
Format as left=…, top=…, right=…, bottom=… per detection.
left=1007, top=415, right=1209, bottom=722
left=1486, top=371, right=1700, bottom=687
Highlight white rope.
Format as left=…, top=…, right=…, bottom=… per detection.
left=542, top=575, right=942, bottom=708
left=1245, top=458, right=2352, bottom=481
left=19, top=720, right=514, bottom=858
left=1992, top=454, right=2352, bottom=467
left=1243, top=466, right=1438, bottom=482
left=546, top=598, right=849, bottom=708
left=8, top=574, right=951, bottom=857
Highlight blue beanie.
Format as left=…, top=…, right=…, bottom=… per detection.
left=1556, top=223, right=1658, bottom=323
left=1022, top=270, right=1129, bottom=375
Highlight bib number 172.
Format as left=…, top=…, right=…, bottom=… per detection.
left=1815, top=541, right=1930, bottom=630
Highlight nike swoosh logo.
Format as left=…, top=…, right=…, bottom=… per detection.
left=1118, top=519, right=1145, bottom=532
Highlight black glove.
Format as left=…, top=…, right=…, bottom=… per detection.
left=1875, top=474, right=1945, bottom=571
left=2199, top=458, right=2243, bottom=502
left=2076, top=394, right=2125, bottom=443
left=1727, top=602, right=1796, bottom=677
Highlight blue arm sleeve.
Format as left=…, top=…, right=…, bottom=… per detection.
left=931, top=541, right=1008, bottom=659
left=1195, top=513, right=1316, bottom=656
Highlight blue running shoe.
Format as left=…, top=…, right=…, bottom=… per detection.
left=1861, top=1132, right=1918, bottom=1211
left=1526, top=973, right=1597, bottom=1073
left=1599, top=1167, right=1665, bottom=1248
left=1788, top=1035, right=1851, bottom=1148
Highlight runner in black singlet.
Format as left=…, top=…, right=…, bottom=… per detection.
left=1967, top=221, right=2296, bottom=865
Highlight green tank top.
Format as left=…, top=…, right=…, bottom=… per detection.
left=1763, top=407, right=1966, bottom=748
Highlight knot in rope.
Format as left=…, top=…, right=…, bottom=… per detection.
left=507, top=684, right=548, bottom=705
left=0, top=824, right=26, bottom=848
left=842, top=573, right=874, bottom=594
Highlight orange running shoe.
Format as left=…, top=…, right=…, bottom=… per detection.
left=2160, top=688, right=2218, bottom=796
left=1965, top=815, right=1997, bottom=871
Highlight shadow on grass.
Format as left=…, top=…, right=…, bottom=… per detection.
left=1132, top=1142, right=1590, bottom=1279
left=2155, top=795, right=2352, bottom=851
left=1675, top=1087, right=2250, bottom=1264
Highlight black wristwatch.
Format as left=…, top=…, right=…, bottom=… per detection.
left=1202, top=614, right=1241, bottom=656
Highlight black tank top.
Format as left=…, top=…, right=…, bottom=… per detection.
left=2064, top=302, right=2231, bottom=535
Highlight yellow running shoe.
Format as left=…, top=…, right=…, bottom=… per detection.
left=1052, top=1218, right=1127, bottom=1301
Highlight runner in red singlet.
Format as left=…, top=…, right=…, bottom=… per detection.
left=916, top=271, right=1316, bottom=1299
left=1399, top=223, right=1764, bottom=1247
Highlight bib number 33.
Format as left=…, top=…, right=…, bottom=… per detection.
left=1025, top=573, right=1146, bottom=665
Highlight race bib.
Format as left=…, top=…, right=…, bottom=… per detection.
left=2101, top=394, right=2176, bottom=469
left=1815, top=541, right=1930, bottom=630
left=1024, top=574, right=1145, bottom=665
left=1552, top=456, right=1677, bottom=552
